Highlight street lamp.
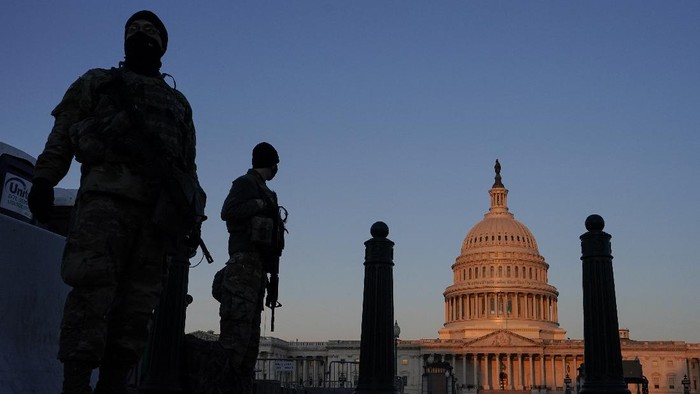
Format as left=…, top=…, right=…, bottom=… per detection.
left=564, top=365, right=572, bottom=394
left=445, top=370, right=453, bottom=394
left=499, top=361, right=507, bottom=390
left=682, top=374, right=690, bottom=394
left=393, top=320, right=401, bottom=379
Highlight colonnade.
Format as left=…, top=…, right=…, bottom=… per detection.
left=444, top=352, right=582, bottom=390
left=445, top=292, right=559, bottom=323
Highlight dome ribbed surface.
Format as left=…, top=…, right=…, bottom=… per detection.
left=461, top=214, right=539, bottom=254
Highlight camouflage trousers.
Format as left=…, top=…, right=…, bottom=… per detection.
left=217, top=251, right=267, bottom=376
left=58, top=192, right=167, bottom=366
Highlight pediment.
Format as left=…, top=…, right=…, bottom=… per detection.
left=465, top=330, right=539, bottom=348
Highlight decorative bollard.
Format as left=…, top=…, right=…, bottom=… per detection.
left=579, top=215, right=630, bottom=394
left=354, top=222, right=400, bottom=394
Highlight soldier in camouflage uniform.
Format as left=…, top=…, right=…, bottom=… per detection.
left=218, top=142, right=285, bottom=394
left=27, top=10, right=204, bottom=394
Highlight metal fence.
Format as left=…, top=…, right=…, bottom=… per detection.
left=255, top=358, right=360, bottom=391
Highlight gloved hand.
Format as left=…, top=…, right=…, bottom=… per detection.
left=28, top=178, right=54, bottom=223
left=184, top=223, right=202, bottom=258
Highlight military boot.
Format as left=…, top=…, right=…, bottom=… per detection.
left=62, top=361, right=93, bottom=394
left=93, top=361, right=133, bottom=394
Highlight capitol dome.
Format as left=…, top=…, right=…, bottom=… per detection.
left=461, top=161, right=539, bottom=255
left=439, top=160, right=566, bottom=341
left=461, top=213, right=538, bottom=255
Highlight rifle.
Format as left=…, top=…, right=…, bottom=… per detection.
left=199, top=239, right=214, bottom=264
left=265, top=258, right=282, bottom=331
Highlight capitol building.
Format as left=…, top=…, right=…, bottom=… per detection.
left=242, top=163, right=700, bottom=394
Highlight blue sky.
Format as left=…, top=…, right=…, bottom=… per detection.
left=2, top=1, right=699, bottom=343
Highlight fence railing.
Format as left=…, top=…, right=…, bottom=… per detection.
left=255, top=358, right=360, bottom=389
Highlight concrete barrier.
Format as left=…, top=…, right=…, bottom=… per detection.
left=0, top=214, right=69, bottom=393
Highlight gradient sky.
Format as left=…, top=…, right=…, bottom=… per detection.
left=2, top=1, right=699, bottom=343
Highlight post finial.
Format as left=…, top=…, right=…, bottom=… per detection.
left=585, top=214, right=605, bottom=232
left=370, top=221, right=389, bottom=238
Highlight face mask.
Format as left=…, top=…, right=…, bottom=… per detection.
left=269, top=165, right=279, bottom=180
left=124, top=32, right=163, bottom=76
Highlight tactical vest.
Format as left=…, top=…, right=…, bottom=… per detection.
left=69, top=67, right=196, bottom=203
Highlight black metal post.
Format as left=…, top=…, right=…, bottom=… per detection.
left=393, top=321, right=400, bottom=381
left=354, top=222, right=400, bottom=394
left=579, top=214, right=630, bottom=394
left=138, top=246, right=191, bottom=393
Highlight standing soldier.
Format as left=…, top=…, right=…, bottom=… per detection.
left=218, top=142, right=286, bottom=393
left=27, top=10, right=205, bottom=394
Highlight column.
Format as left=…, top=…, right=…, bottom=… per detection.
left=462, top=354, right=467, bottom=389
left=541, top=354, right=545, bottom=387
left=470, top=294, right=474, bottom=319
left=508, top=354, right=514, bottom=389
left=445, top=298, right=449, bottom=323
left=473, top=355, right=479, bottom=388
left=486, top=353, right=494, bottom=390
left=542, top=296, right=547, bottom=320
left=484, top=353, right=493, bottom=390
left=580, top=215, right=630, bottom=394
left=526, top=294, right=530, bottom=319
left=551, top=355, right=556, bottom=388
left=314, top=360, right=319, bottom=387
left=476, top=294, right=480, bottom=318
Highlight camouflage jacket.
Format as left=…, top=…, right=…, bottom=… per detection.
left=221, top=169, right=281, bottom=256
left=33, top=66, right=199, bottom=203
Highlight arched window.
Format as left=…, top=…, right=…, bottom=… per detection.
left=515, top=266, right=519, bottom=277
left=506, top=266, right=511, bottom=278
left=498, top=266, right=502, bottom=277
left=490, top=266, right=495, bottom=278
left=469, top=268, right=472, bottom=279
left=529, top=268, right=532, bottom=279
